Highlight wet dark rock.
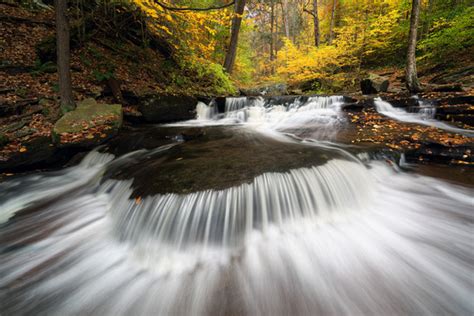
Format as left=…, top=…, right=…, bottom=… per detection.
left=431, top=96, right=474, bottom=127
left=382, top=97, right=419, bottom=108
left=104, top=126, right=337, bottom=196
left=0, top=136, right=57, bottom=172
left=342, top=102, right=366, bottom=111
left=213, top=97, right=227, bottom=113
left=405, top=143, right=473, bottom=165
left=427, top=84, right=464, bottom=93
left=103, top=125, right=213, bottom=157
left=433, top=95, right=474, bottom=106
left=361, top=74, right=390, bottom=95
left=138, top=94, right=197, bottom=123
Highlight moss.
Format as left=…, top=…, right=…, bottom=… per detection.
left=53, top=98, right=122, bottom=146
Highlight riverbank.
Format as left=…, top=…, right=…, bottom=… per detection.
left=1, top=2, right=473, bottom=180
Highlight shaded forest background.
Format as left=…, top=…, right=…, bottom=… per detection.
left=2, top=0, right=473, bottom=97
left=0, top=0, right=473, bottom=174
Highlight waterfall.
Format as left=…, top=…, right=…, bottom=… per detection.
left=196, top=101, right=217, bottom=120
left=192, top=96, right=346, bottom=133
left=1, top=150, right=473, bottom=315
left=109, top=159, right=371, bottom=249
left=374, top=97, right=474, bottom=136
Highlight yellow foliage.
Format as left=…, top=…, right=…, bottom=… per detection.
left=133, top=0, right=233, bottom=63
left=275, top=38, right=355, bottom=86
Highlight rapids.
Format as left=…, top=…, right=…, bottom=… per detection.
left=374, top=97, right=474, bottom=137
left=1, top=96, right=473, bottom=315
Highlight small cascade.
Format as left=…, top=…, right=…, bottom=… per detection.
left=374, top=97, right=474, bottom=136
left=192, top=95, right=346, bottom=132
left=109, top=159, right=371, bottom=249
left=196, top=101, right=217, bottom=120
left=418, top=99, right=437, bottom=119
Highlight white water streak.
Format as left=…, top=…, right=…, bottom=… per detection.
left=1, top=151, right=473, bottom=315
left=374, top=97, right=474, bottom=137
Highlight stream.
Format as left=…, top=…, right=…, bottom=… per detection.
left=1, top=96, right=473, bottom=315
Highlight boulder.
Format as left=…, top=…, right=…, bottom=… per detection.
left=138, top=95, right=198, bottom=123
left=52, top=98, right=122, bottom=147
left=289, top=79, right=322, bottom=93
left=361, top=74, right=390, bottom=95
left=240, top=83, right=288, bottom=96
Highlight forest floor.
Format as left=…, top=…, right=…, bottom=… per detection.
left=1, top=3, right=473, bottom=178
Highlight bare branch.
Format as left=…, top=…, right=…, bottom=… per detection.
left=302, top=8, right=315, bottom=17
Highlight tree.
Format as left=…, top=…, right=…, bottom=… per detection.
left=223, top=0, right=246, bottom=74
left=55, top=0, right=75, bottom=113
left=328, top=0, right=336, bottom=45
left=406, top=0, right=423, bottom=93
left=270, top=0, right=275, bottom=61
left=303, top=0, right=320, bottom=47
left=312, top=0, right=320, bottom=47
left=282, top=0, right=291, bottom=38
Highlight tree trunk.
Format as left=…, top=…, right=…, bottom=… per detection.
left=406, top=0, right=423, bottom=93
left=313, top=0, right=320, bottom=47
left=223, top=0, right=246, bottom=74
left=55, top=0, right=75, bottom=113
left=328, top=0, right=336, bottom=45
left=282, top=0, right=290, bottom=38
left=270, top=0, right=275, bottom=61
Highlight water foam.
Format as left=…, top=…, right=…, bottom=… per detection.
left=1, top=150, right=473, bottom=315
left=374, top=97, right=474, bottom=136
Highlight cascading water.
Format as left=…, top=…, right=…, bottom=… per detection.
left=374, top=97, right=474, bottom=136
left=1, top=95, right=473, bottom=315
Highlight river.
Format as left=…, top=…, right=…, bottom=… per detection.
left=1, top=96, right=473, bottom=315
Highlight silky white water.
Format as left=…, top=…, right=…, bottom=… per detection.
left=1, top=149, right=473, bottom=315
left=374, top=97, right=474, bottom=137
left=1, top=96, right=473, bottom=315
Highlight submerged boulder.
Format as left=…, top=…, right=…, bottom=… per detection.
left=52, top=98, right=122, bottom=147
left=138, top=95, right=198, bottom=123
left=361, top=74, right=390, bottom=95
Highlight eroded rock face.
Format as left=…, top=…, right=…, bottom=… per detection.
left=138, top=95, right=197, bottom=123
left=52, top=98, right=122, bottom=147
left=361, top=74, right=390, bottom=95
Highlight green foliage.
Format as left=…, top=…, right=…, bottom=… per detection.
left=178, top=58, right=237, bottom=95
left=30, top=59, right=57, bottom=77
left=419, top=6, right=474, bottom=64
left=51, top=83, right=60, bottom=93
left=86, top=46, right=116, bottom=82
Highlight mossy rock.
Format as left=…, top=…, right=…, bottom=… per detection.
left=53, top=98, right=122, bottom=148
